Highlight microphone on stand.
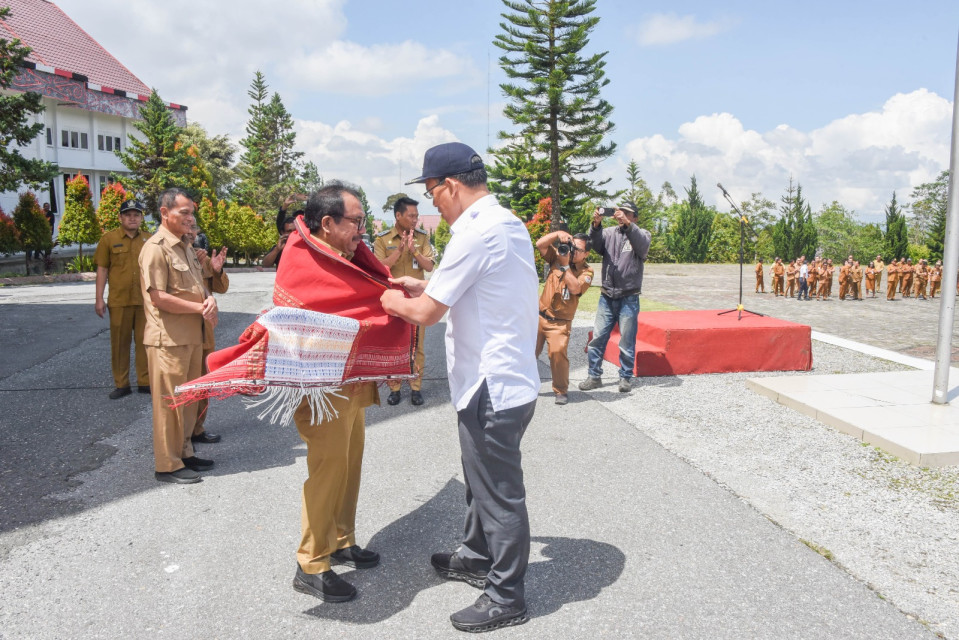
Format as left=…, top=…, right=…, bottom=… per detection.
left=717, top=182, right=731, bottom=198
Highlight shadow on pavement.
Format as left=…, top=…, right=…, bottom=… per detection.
left=302, top=478, right=625, bottom=623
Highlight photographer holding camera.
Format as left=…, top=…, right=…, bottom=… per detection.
left=579, top=202, right=651, bottom=394
left=536, top=230, right=593, bottom=405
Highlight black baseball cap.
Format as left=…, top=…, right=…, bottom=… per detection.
left=619, top=201, right=638, bottom=216
left=119, top=199, right=145, bottom=213
left=406, top=142, right=484, bottom=184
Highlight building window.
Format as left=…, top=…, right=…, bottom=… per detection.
left=46, top=127, right=52, bottom=146
left=114, top=136, right=121, bottom=151
left=97, top=134, right=121, bottom=152
left=98, top=175, right=106, bottom=193
left=61, top=129, right=91, bottom=149
left=97, top=134, right=104, bottom=151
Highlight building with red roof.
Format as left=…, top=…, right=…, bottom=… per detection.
left=0, top=0, right=186, bottom=225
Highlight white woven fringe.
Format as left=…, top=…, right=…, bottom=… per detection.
left=242, top=386, right=347, bottom=425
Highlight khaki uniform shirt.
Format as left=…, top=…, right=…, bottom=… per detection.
left=373, top=226, right=434, bottom=279
left=139, top=225, right=207, bottom=347
left=874, top=259, right=885, bottom=274
left=539, top=247, right=594, bottom=321
left=93, top=227, right=151, bottom=307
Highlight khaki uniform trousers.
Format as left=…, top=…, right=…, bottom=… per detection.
left=109, top=305, right=149, bottom=389
left=773, top=275, right=784, bottom=296
left=146, top=344, right=201, bottom=472
left=886, top=278, right=898, bottom=300
left=536, top=316, right=572, bottom=394
left=192, top=348, right=213, bottom=437
left=931, top=281, right=941, bottom=298
left=295, top=384, right=375, bottom=574
left=388, top=325, right=424, bottom=392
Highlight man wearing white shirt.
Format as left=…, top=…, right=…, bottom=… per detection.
left=381, top=142, right=537, bottom=633
left=798, top=257, right=810, bottom=301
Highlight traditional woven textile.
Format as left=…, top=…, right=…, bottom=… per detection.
left=173, top=215, right=416, bottom=424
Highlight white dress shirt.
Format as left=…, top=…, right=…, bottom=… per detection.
left=425, top=194, right=539, bottom=412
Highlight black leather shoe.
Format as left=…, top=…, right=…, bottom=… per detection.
left=331, top=544, right=380, bottom=569
left=293, top=565, right=356, bottom=602
left=181, top=456, right=214, bottom=471
left=410, top=391, right=424, bottom=406
left=386, top=390, right=401, bottom=405
left=450, top=593, right=529, bottom=633
left=109, top=387, right=132, bottom=400
left=137, top=385, right=151, bottom=394
left=191, top=432, right=222, bottom=444
left=155, top=468, right=201, bottom=484
left=430, top=552, right=488, bottom=589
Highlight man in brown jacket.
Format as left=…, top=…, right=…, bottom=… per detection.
left=886, top=259, right=899, bottom=300
left=754, top=259, right=765, bottom=293
left=139, top=188, right=219, bottom=484
left=771, top=257, right=785, bottom=296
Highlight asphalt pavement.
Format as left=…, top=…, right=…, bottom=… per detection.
left=0, top=268, right=939, bottom=639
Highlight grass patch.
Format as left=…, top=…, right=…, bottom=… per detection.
left=800, top=539, right=835, bottom=561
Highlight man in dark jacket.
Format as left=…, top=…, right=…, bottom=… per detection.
left=579, top=202, right=651, bottom=394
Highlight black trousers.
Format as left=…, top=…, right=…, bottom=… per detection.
left=456, top=381, right=536, bottom=608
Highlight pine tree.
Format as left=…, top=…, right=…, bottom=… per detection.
left=234, top=72, right=303, bottom=215
left=12, top=191, right=50, bottom=262
left=884, top=191, right=909, bottom=260
left=772, top=179, right=817, bottom=259
left=493, top=0, right=615, bottom=229
left=488, top=134, right=550, bottom=221
left=96, top=182, right=126, bottom=232
left=667, top=176, right=713, bottom=263
left=116, top=90, right=191, bottom=219
left=0, top=7, right=59, bottom=192
left=179, top=122, right=237, bottom=199
left=58, top=174, right=99, bottom=258
left=299, top=161, right=323, bottom=194
left=624, top=160, right=657, bottom=232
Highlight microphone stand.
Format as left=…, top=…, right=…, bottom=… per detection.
left=716, top=184, right=765, bottom=321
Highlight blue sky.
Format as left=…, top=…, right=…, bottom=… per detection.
left=55, top=0, right=958, bottom=221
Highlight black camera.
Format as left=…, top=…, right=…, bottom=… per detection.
left=556, top=241, right=573, bottom=256
left=598, top=207, right=618, bottom=217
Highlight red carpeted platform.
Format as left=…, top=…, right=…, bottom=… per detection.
left=594, top=310, right=812, bottom=376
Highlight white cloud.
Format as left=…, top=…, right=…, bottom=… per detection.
left=632, top=13, right=735, bottom=46
left=287, top=40, right=482, bottom=97
left=623, top=89, right=953, bottom=221
left=294, top=114, right=462, bottom=215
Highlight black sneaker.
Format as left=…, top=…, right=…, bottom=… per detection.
left=430, top=552, right=488, bottom=589
left=293, top=565, right=356, bottom=602
left=109, top=386, right=132, bottom=400
left=331, top=544, right=380, bottom=569
left=450, top=593, right=529, bottom=633
left=154, top=468, right=201, bottom=484
left=137, top=385, right=151, bottom=394
left=410, top=390, right=424, bottom=406
left=182, top=456, right=214, bottom=471
left=191, top=432, right=222, bottom=444
left=387, top=390, right=401, bottom=405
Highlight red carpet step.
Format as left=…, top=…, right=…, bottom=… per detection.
left=594, top=310, right=812, bottom=376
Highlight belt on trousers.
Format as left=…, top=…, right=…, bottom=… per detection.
left=539, top=310, right=565, bottom=322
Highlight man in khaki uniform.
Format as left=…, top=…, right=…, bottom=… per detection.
left=874, top=255, right=884, bottom=292
left=140, top=188, right=219, bottom=485
left=184, top=222, right=229, bottom=445
left=373, top=196, right=435, bottom=406
left=785, top=260, right=797, bottom=298
left=754, top=259, right=764, bottom=293
left=930, top=260, right=943, bottom=298
left=900, top=258, right=914, bottom=297
left=535, top=231, right=593, bottom=405
left=771, top=257, right=784, bottom=296
left=886, top=259, right=900, bottom=300
left=914, top=259, right=928, bottom=299
left=838, top=259, right=851, bottom=300
left=850, top=260, right=863, bottom=300
left=94, top=200, right=151, bottom=399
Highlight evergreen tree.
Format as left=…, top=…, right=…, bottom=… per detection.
left=179, top=122, right=237, bottom=199
left=884, top=191, right=909, bottom=260
left=667, top=176, right=713, bottom=263
left=96, top=181, right=126, bottom=232
left=772, top=179, right=817, bottom=259
left=487, top=134, right=550, bottom=221
left=493, top=0, right=615, bottom=228
left=381, top=192, right=412, bottom=214
left=116, top=90, right=192, bottom=219
left=234, top=71, right=304, bottom=215
left=624, top=159, right=657, bottom=232
left=912, top=171, right=949, bottom=262
left=57, top=174, right=99, bottom=258
left=299, top=161, right=323, bottom=195
left=12, top=191, right=50, bottom=261
left=0, top=7, right=59, bottom=192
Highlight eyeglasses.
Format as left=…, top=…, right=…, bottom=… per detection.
left=572, top=247, right=587, bottom=254
left=424, top=179, right=446, bottom=200
left=338, top=215, right=366, bottom=230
